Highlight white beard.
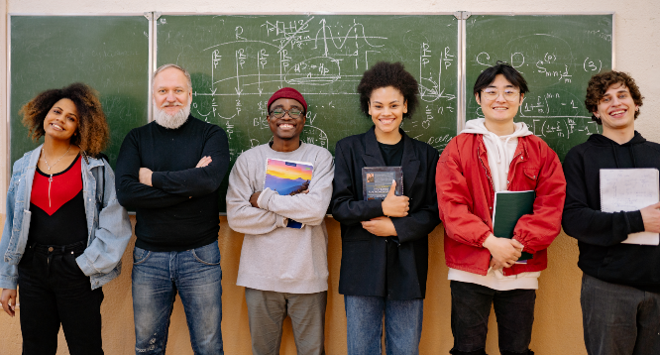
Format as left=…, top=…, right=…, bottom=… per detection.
left=153, top=102, right=191, bottom=129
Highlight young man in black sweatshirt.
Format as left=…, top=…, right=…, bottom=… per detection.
left=562, top=71, right=660, bottom=355
left=115, top=64, right=229, bottom=355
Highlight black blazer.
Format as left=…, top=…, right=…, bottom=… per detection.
left=332, top=127, right=440, bottom=300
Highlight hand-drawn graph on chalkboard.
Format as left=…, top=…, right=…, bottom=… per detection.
left=466, top=14, right=613, bottom=160
left=157, top=15, right=458, bottom=166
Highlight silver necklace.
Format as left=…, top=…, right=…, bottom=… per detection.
left=41, top=144, right=71, bottom=171
left=41, top=144, right=72, bottom=208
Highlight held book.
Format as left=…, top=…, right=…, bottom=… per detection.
left=600, top=168, right=660, bottom=245
left=362, top=167, right=403, bottom=201
left=264, top=158, right=314, bottom=229
left=492, top=190, right=536, bottom=262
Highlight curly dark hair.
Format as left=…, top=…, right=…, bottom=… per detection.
left=585, top=71, right=643, bottom=124
left=357, top=62, right=419, bottom=119
left=473, top=61, right=529, bottom=98
left=20, top=83, right=109, bottom=157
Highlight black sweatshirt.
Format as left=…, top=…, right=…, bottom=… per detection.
left=115, top=115, right=229, bottom=251
left=562, top=132, right=660, bottom=293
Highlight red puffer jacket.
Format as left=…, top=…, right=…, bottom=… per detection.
left=436, top=133, right=566, bottom=276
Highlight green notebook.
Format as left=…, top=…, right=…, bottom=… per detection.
left=492, top=190, right=536, bottom=261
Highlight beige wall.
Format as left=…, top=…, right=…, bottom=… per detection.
left=1, top=0, right=659, bottom=354
left=0, top=214, right=585, bottom=355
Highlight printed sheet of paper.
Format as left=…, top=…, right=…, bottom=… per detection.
left=600, top=168, right=660, bottom=245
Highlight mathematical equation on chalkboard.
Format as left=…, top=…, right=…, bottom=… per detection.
left=469, top=31, right=608, bottom=151
left=158, top=15, right=458, bottom=161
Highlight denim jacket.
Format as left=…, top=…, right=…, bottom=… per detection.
left=0, top=145, right=132, bottom=290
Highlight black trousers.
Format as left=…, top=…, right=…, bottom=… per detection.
left=18, top=241, right=104, bottom=355
left=449, top=281, right=536, bottom=355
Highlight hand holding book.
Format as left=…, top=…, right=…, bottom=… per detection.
left=381, top=181, right=409, bottom=217
left=483, top=234, right=524, bottom=269
left=492, top=190, right=535, bottom=262
left=361, top=216, right=398, bottom=237
left=640, top=201, right=660, bottom=234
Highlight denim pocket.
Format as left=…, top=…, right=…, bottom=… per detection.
left=133, top=246, right=152, bottom=265
left=192, top=244, right=221, bottom=265
left=62, top=253, right=86, bottom=279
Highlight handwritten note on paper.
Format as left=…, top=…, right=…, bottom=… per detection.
left=600, top=168, right=660, bottom=245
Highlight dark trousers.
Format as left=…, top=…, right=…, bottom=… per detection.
left=450, top=281, right=535, bottom=355
left=18, top=241, right=104, bottom=355
left=581, top=273, right=660, bottom=355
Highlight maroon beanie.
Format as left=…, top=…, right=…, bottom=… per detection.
left=267, top=87, right=307, bottom=112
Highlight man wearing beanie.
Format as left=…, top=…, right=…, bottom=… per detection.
left=227, top=87, right=334, bottom=354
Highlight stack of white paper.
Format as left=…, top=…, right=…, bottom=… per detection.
left=600, top=168, right=660, bottom=245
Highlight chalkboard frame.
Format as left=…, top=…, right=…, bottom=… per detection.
left=6, top=13, right=153, bottom=185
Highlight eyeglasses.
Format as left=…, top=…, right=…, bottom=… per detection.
left=481, top=89, right=520, bottom=101
left=270, top=108, right=303, bottom=119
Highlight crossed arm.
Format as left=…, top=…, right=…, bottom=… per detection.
left=115, top=128, right=229, bottom=209
left=227, top=150, right=335, bottom=234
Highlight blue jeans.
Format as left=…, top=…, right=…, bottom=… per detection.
left=132, top=241, right=223, bottom=355
left=581, top=273, right=660, bottom=355
left=344, top=295, right=424, bottom=355
left=450, top=281, right=535, bottom=355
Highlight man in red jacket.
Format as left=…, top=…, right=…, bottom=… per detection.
left=436, top=62, right=566, bottom=355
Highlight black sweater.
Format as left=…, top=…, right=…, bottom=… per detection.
left=562, top=132, right=660, bottom=293
left=115, top=116, right=229, bottom=251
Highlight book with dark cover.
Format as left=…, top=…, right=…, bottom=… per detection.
left=492, top=190, right=535, bottom=261
left=264, top=158, right=314, bottom=228
left=362, top=167, right=403, bottom=201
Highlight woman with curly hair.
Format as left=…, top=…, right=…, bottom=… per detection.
left=331, top=62, right=441, bottom=354
left=0, top=83, right=132, bottom=355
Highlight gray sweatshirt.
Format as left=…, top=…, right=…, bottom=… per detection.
left=226, top=143, right=335, bottom=293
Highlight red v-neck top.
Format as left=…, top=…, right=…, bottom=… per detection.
left=29, top=155, right=88, bottom=246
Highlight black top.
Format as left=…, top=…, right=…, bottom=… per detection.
left=562, top=132, right=660, bottom=293
left=331, top=126, right=440, bottom=300
left=115, top=115, right=230, bottom=252
left=29, top=155, right=87, bottom=246
left=378, top=139, right=404, bottom=167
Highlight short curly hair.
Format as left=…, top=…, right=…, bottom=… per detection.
left=357, top=62, right=419, bottom=119
left=20, top=83, right=109, bottom=157
left=585, top=71, right=643, bottom=124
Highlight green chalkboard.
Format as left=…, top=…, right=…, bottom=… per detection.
left=10, top=16, right=150, bottom=168
left=157, top=14, right=459, bottom=212
left=157, top=15, right=458, bottom=150
left=466, top=14, right=613, bottom=160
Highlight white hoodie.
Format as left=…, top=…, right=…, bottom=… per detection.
left=448, top=118, right=541, bottom=291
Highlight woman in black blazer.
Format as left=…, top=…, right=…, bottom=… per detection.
left=331, top=62, right=441, bottom=355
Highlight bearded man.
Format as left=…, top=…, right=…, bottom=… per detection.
left=115, top=63, right=229, bottom=355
